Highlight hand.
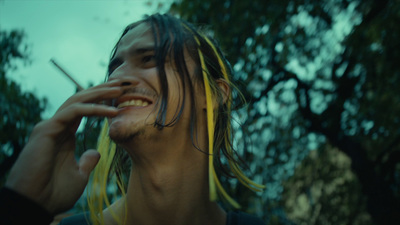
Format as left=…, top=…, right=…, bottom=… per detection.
left=5, top=80, right=122, bottom=214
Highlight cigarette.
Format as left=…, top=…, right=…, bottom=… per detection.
left=50, top=58, right=84, bottom=91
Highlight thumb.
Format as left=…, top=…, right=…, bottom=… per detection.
left=78, top=149, right=101, bottom=179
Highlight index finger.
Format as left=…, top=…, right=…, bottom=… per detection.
left=58, top=81, right=123, bottom=112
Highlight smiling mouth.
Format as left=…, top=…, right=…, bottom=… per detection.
left=117, top=99, right=151, bottom=109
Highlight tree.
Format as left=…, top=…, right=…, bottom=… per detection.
left=281, top=144, right=372, bottom=225
left=170, top=0, right=400, bottom=224
left=0, top=30, right=47, bottom=184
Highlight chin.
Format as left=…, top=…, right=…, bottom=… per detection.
left=108, top=109, right=156, bottom=139
left=108, top=120, right=143, bottom=142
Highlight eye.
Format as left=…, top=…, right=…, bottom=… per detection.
left=142, top=55, right=155, bottom=63
left=108, top=58, right=123, bottom=75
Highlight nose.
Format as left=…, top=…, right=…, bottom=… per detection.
left=108, top=78, right=140, bottom=89
left=121, top=81, right=134, bottom=86
left=108, top=66, right=140, bottom=87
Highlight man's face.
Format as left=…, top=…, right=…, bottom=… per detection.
left=107, top=22, right=198, bottom=147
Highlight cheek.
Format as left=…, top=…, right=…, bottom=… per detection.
left=163, top=65, right=200, bottom=123
left=164, top=69, right=182, bottom=107
left=142, top=67, right=159, bottom=78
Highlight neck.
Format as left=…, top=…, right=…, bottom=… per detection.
left=126, top=159, right=225, bottom=225
left=106, top=130, right=226, bottom=225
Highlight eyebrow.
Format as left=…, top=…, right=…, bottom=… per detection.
left=133, top=46, right=156, bottom=54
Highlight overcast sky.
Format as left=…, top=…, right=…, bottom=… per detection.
left=1, top=0, right=171, bottom=118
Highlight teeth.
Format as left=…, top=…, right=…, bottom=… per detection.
left=117, top=99, right=150, bottom=108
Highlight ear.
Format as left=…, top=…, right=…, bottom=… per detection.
left=216, top=79, right=230, bottom=105
left=200, top=79, right=230, bottom=110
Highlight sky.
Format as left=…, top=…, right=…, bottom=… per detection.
left=1, top=0, right=171, bottom=118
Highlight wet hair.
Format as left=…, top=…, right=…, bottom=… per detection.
left=87, top=13, right=265, bottom=225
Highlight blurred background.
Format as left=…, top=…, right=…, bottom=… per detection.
left=1, top=0, right=399, bottom=224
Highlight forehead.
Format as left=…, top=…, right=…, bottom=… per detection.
left=117, top=22, right=154, bottom=52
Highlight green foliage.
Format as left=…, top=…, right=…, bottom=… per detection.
left=0, top=30, right=30, bottom=71
left=0, top=30, right=47, bottom=184
left=281, top=144, right=372, bottom=225
left=171, top=0, right=400, bottom=224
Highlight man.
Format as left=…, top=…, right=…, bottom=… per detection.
left=0, top=14, right=265, bottom=225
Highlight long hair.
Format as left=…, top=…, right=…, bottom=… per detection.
left=87, top=13, right=265, bottom=225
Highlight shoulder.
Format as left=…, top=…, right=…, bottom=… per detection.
left=59, top=213, right=91, bottom=225
left=226, top=211, right=265, bottom=225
